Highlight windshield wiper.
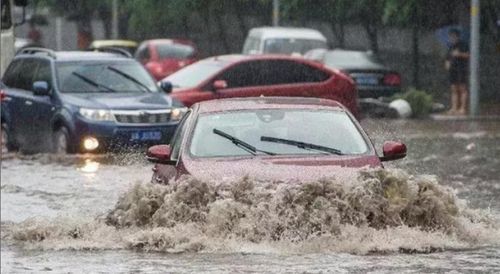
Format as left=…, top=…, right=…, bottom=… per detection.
left=72, top=72, right=118, bottom=93
left=213, top=128, right=277, bottom=156
left=261, top=136, right=343, bottom=155
left=107, top=66, right=151, bottom=92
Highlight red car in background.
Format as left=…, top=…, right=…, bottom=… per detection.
left=159, top=55, right=360, bottom=118
left=146, top=97, right=406, bottom=183
left=135, top=39, right=198, bottom=80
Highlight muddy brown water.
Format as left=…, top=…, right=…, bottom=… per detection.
left=1, top=119, right=499, bottom=273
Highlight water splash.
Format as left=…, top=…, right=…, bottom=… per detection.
left=3, top=169, right=499, bottom=255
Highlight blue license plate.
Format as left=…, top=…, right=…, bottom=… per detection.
left=130, top=131, right=162, bottom=141
left=356, top=76, right=379, bottom=85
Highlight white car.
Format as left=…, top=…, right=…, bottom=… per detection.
left=242, top=27, right=328, bottom=56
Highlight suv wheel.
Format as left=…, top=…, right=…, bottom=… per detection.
left=53, top=127, right=70, bottom=154
left=1, top=123, right=8, bottom=154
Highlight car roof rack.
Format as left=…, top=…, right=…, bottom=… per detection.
left=89, top=47, right=132, bottom=58
left=17, top=47, right=57, bottom=59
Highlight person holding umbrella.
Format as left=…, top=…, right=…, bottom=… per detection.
left=445, top=28, right=470, bottom=115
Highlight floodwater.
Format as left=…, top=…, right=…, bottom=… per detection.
left=1, top=119, right=500, bottom=273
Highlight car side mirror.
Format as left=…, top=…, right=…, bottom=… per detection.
left=160, top=81, right=173, bottom=94
left=33, top=81, right=50, bottom=96
left=380, top=141, right=407, bottom=162
left=213, top=80, right=228, bottom=91
left=146, top=145, right=175, bottom=165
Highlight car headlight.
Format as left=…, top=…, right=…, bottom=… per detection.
left=79, top=108, right=115, bottom=121
left=170, top=107, right=188, bottom=121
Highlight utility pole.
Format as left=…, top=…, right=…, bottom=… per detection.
left=111, top=0, right=119, bottom=39
left=273, top=0, right=279, bottom=26
left=469, top=0, right=480, bottom=116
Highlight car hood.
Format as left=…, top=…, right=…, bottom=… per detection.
left=180, top=155, right=382, bottom=182
left=61, top=92, right=175, bottom=110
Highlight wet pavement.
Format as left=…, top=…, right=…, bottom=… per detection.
left=1, top=119, right=500, bottom=273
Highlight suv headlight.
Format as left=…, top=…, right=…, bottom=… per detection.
left=170, top=107, right=188, bottom=121
left=79, top=108, right=115, bottom=121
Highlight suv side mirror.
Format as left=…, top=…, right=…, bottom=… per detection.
left=380, top=141, right=407, bottom=162
left=213, top=80, right=228, bottom=91
left=160, top=81, right=173, bottom=94
left=33, top=81, right=50, bottom=96
left=146, top=145, right=175, bottom=165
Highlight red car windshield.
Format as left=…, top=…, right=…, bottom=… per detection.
left=163, top=60, right=226, bottom=88
left=156, top=43, right=195, bottom=59
left=190, top=109, right=369, bottom=158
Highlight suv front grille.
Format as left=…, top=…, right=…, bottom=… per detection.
left=113, top=110, right=171, bottom=124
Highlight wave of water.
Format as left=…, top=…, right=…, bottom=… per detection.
left=3, top=169, right=499, bottom=255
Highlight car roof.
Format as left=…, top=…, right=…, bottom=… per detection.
left=89, top=40, right=138, bottom=48
left=201, top=54, right=322, bottom=65
left=194, top=97, right=345, bottom=114
left=248, top=27, right=327, bottom=41
left=145, top=39, right=194, bottom=45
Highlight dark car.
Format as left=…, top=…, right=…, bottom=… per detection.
left=135, top=39, right=198, bottom=81
left=1, top=48, right=186, bottom=154
left=160, top=54, right=360, bottom=118
left=146, top=97, right=406, bottom=183
left=304, top=49, right=401, bottom=98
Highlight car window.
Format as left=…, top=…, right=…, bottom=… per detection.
left=275, top=60, right=329, bottom=83
left=2, top=59, right=23, bottom=88
left=242, top=37, right=260, bottom=54
left=16, top=59, right=39, bottom=91
left=219, top=61, right=262, bottom=88
left=190, top=109, right=368, bottom=158
left=220, top=60, right=329, bottom=88
left=56, top=61, right=159, bottom=93
left=170, top=111, right=191, bottom=161
left=33, top=60, right=53, bottom=88
left=156, top=43, right=194, bottom=59
left=134, top=43, right=150, bottom=60
left=165, top=59, right=226, bottom=89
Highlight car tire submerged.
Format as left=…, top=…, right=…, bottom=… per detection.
left=52, top=127, right=71, bottom=154
left=1, top=123, right=17, bottom=154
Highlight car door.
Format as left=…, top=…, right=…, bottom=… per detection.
left=30, top=59, right=57, bottom=151
left=1, top=58, right=39, bottom=149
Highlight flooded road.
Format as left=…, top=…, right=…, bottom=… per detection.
left=1, top=119, right=500, bottom=273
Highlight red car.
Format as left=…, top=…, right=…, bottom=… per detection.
left=135, top=39, right=198, bottom=80
left=159, top=54, right=359, bottom=117
left=146, top=97, right=406, bottom=183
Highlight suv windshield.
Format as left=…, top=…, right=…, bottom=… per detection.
left=190, top=109, right=368, bottom=157
left=157, top=43, right=195, bottom=59
left=164, top=60, right=225, bottom=88
left=263, top=38, right=327, bottom=55
left=56, top=61, right=159, bottom=93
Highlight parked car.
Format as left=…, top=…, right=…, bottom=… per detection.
left=159, top=54, right=359, bottom=117
left=146, top=97, right=406, bottom=183
left=135, top=39, right=198, bottom=81
left=242, top=27, right=327, bottom=55
left=304, top=49, right=402, bottom=98
left=1, top=48, right=186, bottom=154
left=88, top=40, right=138, bottom=55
